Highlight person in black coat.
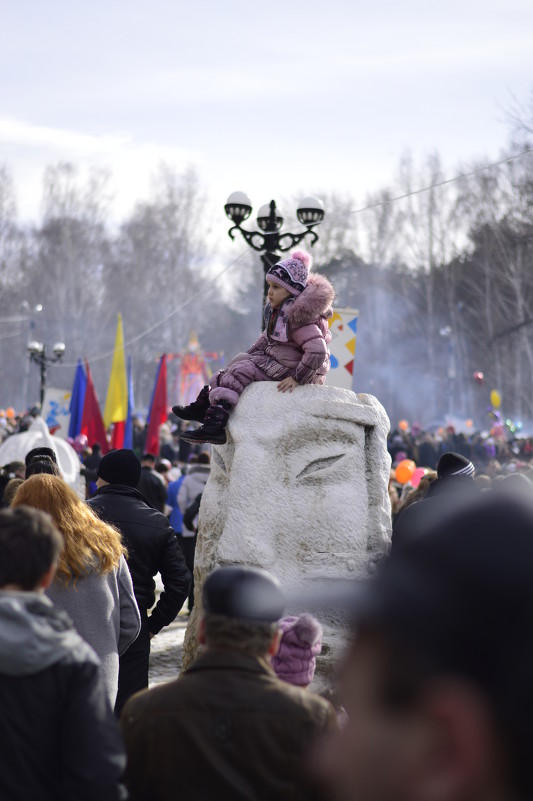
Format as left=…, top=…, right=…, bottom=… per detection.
left=88, top=448, right=191, bottom=714
left=0, top=506, right=126, bottom=801
left=136, top=452, right=168, bottom=512
left=392, top=452, right=479, bottom=552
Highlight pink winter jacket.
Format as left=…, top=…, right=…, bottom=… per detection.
left=247, top=273, right=335, bottom=385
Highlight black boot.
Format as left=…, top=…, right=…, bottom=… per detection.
left=172, top=385, right=210, bottom=423
left=180, top=403, right=230, bottom=445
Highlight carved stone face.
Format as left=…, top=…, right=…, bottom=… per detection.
left=198, top=383, right=391, bottom=589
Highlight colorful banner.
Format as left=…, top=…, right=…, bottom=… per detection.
left=68, top=360, right=87, bottom=438
left=145, top=354, right=168, bottom=455
left=81, top=362, right=109, bottom=453
left=104, top=313, right=128, bottom=449
left=42, top=387, right=72, bottom=438
left=325, top=308, right=358, bottom=391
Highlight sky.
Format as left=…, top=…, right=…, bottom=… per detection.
left=1, top=0, right=532, bottom=226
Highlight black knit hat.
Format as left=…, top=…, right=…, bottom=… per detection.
left=97, top=449, right=141, bottom=488
left=203, top=566, right=285, bottom=623
left=437, top=451, right=475, bottom=479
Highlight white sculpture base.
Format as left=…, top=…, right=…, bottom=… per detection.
left=183, top=383, right=392, bottom=685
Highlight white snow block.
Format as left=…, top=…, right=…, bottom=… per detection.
left=0, top=417, right=82, bottom=493
left=183, top=382, right=392, bottom=680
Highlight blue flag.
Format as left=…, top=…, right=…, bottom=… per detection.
left=123, top=356, right=134, bottom=450
left=68, top=360, right=87, bottom=439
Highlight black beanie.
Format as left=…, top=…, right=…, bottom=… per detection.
left=97, top=449, right=141, bottom=488
left=437, top=451, right=475, bottom=479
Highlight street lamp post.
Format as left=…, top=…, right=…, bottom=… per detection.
left=27, top=341, right=66, bottom=410
left=439, top=326, right=455, bottom=420
left=224, top=193, right=325, bottom=322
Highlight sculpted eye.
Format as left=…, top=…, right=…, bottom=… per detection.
left=213, top=450, right=227, bottom=473
left=297, top=454, right=345, bottom=479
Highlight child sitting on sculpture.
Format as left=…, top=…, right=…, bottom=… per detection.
left=174, top=250, right=335, bottom=445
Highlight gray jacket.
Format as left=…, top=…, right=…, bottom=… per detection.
left=47, top=554, right=140, bottom=705
left=178, top=465, right=211, bottom=535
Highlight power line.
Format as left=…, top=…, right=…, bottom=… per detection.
left=55, top=147, right=533, bottom=366
left=313, top=148, right=533, bottom=225
left=60, top=248, right=249, bottom=367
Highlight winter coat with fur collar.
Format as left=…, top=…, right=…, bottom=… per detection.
left=247, top=272, right=335, bottom=385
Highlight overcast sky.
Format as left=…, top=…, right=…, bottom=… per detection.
left=1, top=0, right=532, bottom=224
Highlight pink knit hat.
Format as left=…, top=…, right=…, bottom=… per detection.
left=271, top=613, right=323, bottom=687
left=266, top=250, right=311, bottom=297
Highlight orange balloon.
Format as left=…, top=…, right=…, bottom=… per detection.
left=466, top=419, right=473, bottom=428
left=398, top=419, right=409, bottom=432
left=5, top=407, right=15, bottom=419
left=395, top=459, right=416, bottom=485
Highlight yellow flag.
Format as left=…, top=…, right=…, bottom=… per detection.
left=104, top=313, right=128, bottom=427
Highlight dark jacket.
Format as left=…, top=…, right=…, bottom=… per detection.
left=136, top=466, right=168, bottom=512
left=88, top=484, right=190, bottom=633
left=0, top=591, right=126, bottom=801
left=121, top=649, right=337, bottom=801
left=392, top=477, right=479, bottom=551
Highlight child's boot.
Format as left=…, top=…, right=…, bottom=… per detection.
left=172, top=385, right=210, bottom=423
left=180, top=402, right=231, bottom=445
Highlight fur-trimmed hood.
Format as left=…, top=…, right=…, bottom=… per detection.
left=287, top=273, right=335, bottom=326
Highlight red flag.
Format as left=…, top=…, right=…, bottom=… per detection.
left=145, top=355, right=168, bottom=455
left=81, top=362, right=109, bottom=454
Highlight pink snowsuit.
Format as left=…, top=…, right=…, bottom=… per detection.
left=209, top=273, right=335, bottom=407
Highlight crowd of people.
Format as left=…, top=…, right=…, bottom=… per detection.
left=1, top=363, right=532, bottom=798
left=1, top=435, right=533, bottom=801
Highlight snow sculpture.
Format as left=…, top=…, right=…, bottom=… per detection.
left=182, top=382, right=392, bottom=682
left=0, top=417, right=82, bottom=493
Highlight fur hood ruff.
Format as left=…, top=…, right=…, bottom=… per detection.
left=287, top=273, right=335, bottom=326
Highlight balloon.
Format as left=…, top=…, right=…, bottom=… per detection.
left=395, top=459, right=416, bottom=485
left=5, top=407, right=15, bottom=419
left=473, top=371, right=484, bottom=385
left=398, top=420, right=409, bottom=432
left=490, top=390, right=501, bottom=409
left=465, top=419, right=473, bottom=428
left=411, top=467, right=427, bottom=488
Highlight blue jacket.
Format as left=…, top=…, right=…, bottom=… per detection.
left=167, top=475, right=185, bottom=533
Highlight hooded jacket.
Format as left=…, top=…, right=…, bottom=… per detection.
left=177, top=464, right=211, bottom=535
left=248, top=273, right=335, bottom=385
left=0, top=591, right=126, bottom=801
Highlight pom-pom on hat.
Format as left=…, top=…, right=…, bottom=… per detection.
left=266, top=250, right=311, bottom=297
left=271, top=613, right=323, bottom=687
left=437, top=452, right=475, bottom=479
left=97, top=449, right=142, bottom=488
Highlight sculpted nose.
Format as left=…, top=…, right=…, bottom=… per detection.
left=216, top=464, right=276, bottom=569
left=217, top=509, right=276, bottom=568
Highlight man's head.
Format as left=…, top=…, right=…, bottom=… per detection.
left=0, top=506, right=63, bottom=591
left=25, top=447, right=58, bottom=468
left=141, top=453, right=156, bottom=468
left=436, top=451, right=475, bottom=481
left=199, top=566, right=285, bottom=659
left=196, top=452, right=210, bottom=465
left=26, top=458, right=62, bottom=479
left=96, top=449, right=142, bottom=488
left=321, top=493, right=533, bottom=801
left=7, top=461, right=26, bottom=480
